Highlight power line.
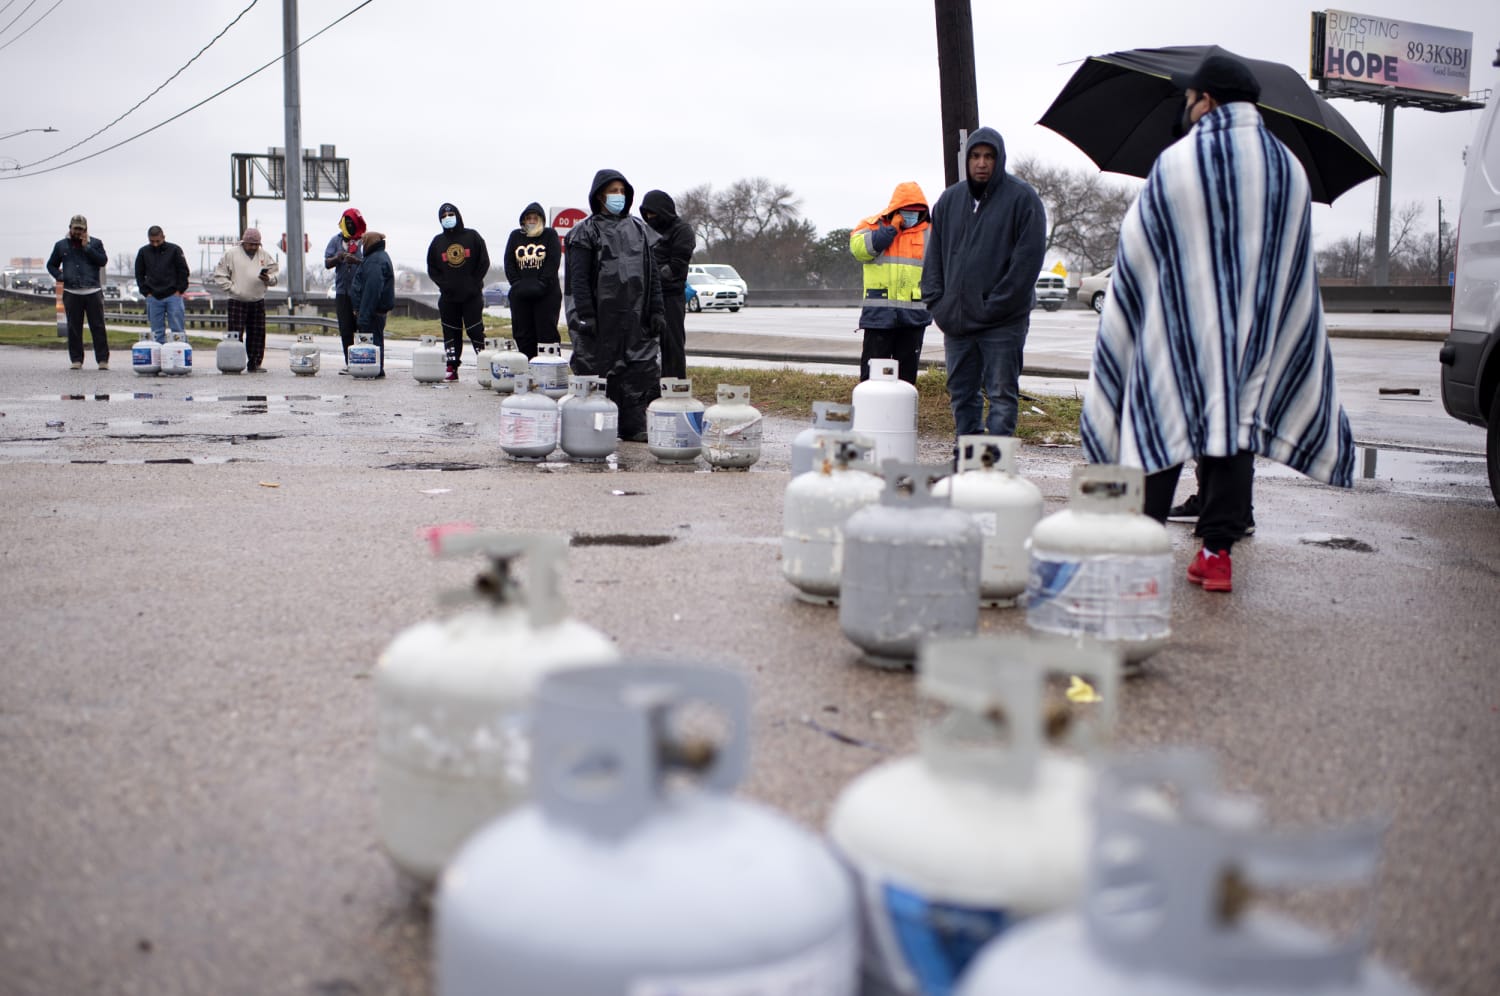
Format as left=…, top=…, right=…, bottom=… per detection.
left=0, top=0, right=21, bottom=21
left=0, top=0, right=378, bottom=181
left=0, top=0, right=40, bottom=39
left=0, top=0, right=64, bottom=55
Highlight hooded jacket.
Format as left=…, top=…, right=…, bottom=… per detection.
left=920, top=127, right=1046, bottom=336
left=851, top=181, right=931, bottom=330
left=134, top=240, right=191, bottom=300
left=351, top=234, right=395, bottom=330
left=425, top=203, right=490, bottom=299
left=640, top=189, right=695, bottom=297
left=503, top=201, right=562, bottom=303
left=47, top=234, right=109, bottom=292
left=565, top=169, right=666, bottom=377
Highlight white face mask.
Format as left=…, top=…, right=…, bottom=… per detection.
left=441, top=215, right=458, bottom=230
left=523, top=221, right=543, bottom=237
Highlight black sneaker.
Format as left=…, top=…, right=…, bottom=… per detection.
left=1167, top=493, right=1202, bottom=522
left=1240, top=513, right=1256, bottom=537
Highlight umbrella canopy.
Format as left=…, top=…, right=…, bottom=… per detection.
left=1038, top=44, right=1383, bottom=204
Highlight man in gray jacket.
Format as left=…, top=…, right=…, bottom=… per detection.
left=920, top=128, right=1046, bottom=437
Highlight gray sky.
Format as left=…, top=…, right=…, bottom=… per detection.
left=2, top=0, right=1496, bottom=278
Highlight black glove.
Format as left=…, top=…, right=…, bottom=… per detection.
left=571, top=317, right=594, bottom=336
left=650, top=314, right=666, bottom=339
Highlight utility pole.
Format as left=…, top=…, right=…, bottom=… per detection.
left=1371, top=101, right=1395, bottom=285
left=282, top=0, right=305, bottom=311
left=933, top=0, right=979, bottom=188
left=1436, top=197, right=1444, bottom=283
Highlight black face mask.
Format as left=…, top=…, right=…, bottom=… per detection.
left=1171, top=102, right=1195, bottom=140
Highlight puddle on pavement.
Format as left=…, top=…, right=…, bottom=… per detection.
left=570, top=533, right=675, bottom=548
left=28, top=393, right=344, bottom=403
left=383, top=461, right=487, bottom=471
left=1256, top=444, right=1487, bottom=490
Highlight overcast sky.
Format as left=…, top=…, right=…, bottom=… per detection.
left=2, top=0, right=1496, bottom=280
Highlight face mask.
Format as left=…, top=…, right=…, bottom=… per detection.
left=604, top=193, right=627, bottom=215
left=441, top=215, right=457, bottom=230
left=523, top=221, right=543, bottom=237
left=900, top=210, right=922, bottom=227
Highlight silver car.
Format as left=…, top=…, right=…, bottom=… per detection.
left=1079, top=266, right=1114, bottom=313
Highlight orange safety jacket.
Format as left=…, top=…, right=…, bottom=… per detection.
left=850, top=180, right=930, bottom=329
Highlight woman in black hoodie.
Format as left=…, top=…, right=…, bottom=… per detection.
left=502, top=202, right=562, bottom=359
left=425, top=202, right=491, bottom=380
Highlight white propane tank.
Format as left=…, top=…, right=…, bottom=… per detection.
left=852, top=359, right=918, bottom=466
left=647, top=377, right=706, bottom=464
left=413, top=335, right=447, bottom=383
left=559, top=376, right=618, bottom=463
left=529, top=342, right=570, bottom=399
left=933, top=436, right=1045, bottom=608
left=349, top=332, right=382, bottom=378
left=790, top=401, right=855, bottom=478
left=490, top=338, right=529, bottom=395
left=375, top=533, right=618, bottom=883
left=830, top=635, right=1121, bottom=996
left=216, top=331, right=248, bottom=373
left=840, top=462, right=983, bottom=668
left=131, top=332, right=161, bottom=376
left=499, top=374, right=560, bottom=461
left=1025, top=465, right=1172, bottom=668
left=702, top=384, right=762, bottom=470
left=781, top=432, right=884, bottom=605
left=436, top=662, right=860, bottom=996
left=159, top=331, right=192, bottom=376
left=956, top=751, right=1423, bottom=996
left=289, top=333, right=320, bottom=376
left=475, top=337, right=499, bottom=389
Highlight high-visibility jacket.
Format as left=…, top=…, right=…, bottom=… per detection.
left=850, top=180, right=931, bottom=330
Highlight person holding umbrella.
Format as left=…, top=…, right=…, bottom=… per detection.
left=1080, top=53, right=1355, bottom=594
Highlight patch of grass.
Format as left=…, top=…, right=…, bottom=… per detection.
left=0, top=323, right=220, bottom=351
left=0, top=298, right=56, bottom=322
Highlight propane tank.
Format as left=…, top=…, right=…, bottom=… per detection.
left=852, top=359, right=918, bottom=466
left=159, top=331, right=192, bottom=376
left=647, top=377, right=706, bottom=464
left=830, top=635, right=1121, bottom=996
left=436, top=662, right=860, bottom=996
left=289, top=333, right=320, bottom=376
left=349, top=332, right=382, bottom=378
left=781, top=432, right=884, bottom=605
left=933, top=436, right=1045, bottom=608
left=1025, top=465, right=1172, bottom=668
left=375, top=533, right=618, bottom=883
left=702, top=384, right=762, bottom=470
left=559, top=375, right=618, bottom=463
left=216, top=331, right=248, bottom=374
left=131, top=332, right=161, bottom=376
left=529, top=342, right=570, bottom=399
left=413, top=335, right=447, bottom=383
left=499, top=374, right=560, bottom=461
left=475, top=337, right=499, bottom=389
left=791, top=402, right=855, bottom=478
left=956, top=751, right=1422, bottom=996
left=490, top=338, right=529, bottom=395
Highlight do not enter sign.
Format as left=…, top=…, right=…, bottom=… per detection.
left=550, top=206, right=587, bottom=243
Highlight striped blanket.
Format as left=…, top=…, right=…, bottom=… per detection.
left=1080, top=101, right=1354, bottom=488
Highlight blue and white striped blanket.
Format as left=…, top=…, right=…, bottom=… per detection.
left=1080, top=102, right=1355, bottom=488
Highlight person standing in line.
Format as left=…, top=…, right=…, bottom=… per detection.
left=502, top=202, right=562, bottom=359
left=1081, top=53, right=1354, bottom=593
left=565, top=168, right=666, bottom=441
left=46, top=214, right=110, bottom=370
left=324, top=208, right=366, bottom=372
left=351, top=230, right=394, bottom=378
left=426, top=202, right=490, bottom=381
left=134, top=226, right=190, bottom=346
left=210, top=228, right=279, bottom=372
left=921, top=127, right=1046, bottom=437
left=640, top=189, right=694, bottom=380
left=850, top=181, right=931, bottom=385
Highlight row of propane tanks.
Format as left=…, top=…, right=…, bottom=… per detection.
left=376, top=534, right=1421, bottom=995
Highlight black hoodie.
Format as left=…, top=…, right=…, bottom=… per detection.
left=425, top=202, right=491, bottom=299
left=503, top=201, right=562, bottom=303
left=640, top=190, right=695, bottom=297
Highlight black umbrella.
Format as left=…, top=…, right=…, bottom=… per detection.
left=1038, top=44, right=1383, bottom=204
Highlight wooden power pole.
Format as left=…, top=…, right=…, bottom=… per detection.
left=934, top=0, right=980, bottom=187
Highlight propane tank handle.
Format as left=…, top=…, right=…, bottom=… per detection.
left=567, top=375, right=594, bottom=397
left=1071, top=464, right=1144, bottom=514
left=816, top=431, right=877, bottom=473
left=811, top=401, right=854, bottom=429
left=955, top=434, right=1020, bottom=475
left=876, top=460, right=950, bottom=508
left=435, top=532, right=568, bottom=627
left=530, top=662, right=751, bottom=840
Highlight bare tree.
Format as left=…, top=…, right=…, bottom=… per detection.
left=1011, top=156, right=1138, bottom=275
left=1387, top=200, right=1424, bottom=263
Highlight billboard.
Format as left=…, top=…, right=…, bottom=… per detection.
left=1311, top=10, right=1474, bottom=99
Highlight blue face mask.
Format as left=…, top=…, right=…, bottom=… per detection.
left=604, top=193, right=627, bottom=215
left=900, top=209, right=922, bottom=227
left=441, top=215, right=457, bottom=230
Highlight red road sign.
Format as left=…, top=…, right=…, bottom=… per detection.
left=549, top=206, right=587, bottom=242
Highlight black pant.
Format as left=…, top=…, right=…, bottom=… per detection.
left=508, top=289, right=562, bottom=359
left=1144, top=450, right=1255, bottom=553
left=438, top=293, right=485, bottom=365
left=606, top=357, right=663, bottom=437
left=335, top=293, right=357, bottom=363
left=226, top=299, right=268, bottom=369
left=660, top=293, right=687, bottom=379
left=860, top=326, right=925, bottom=384
left=63, top=292, right=109, bottom=364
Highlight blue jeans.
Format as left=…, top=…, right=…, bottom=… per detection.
left=146, top=295, right=186, bottom=343
left=944, top=321, right=1029, bottom=436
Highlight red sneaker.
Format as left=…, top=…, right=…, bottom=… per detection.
left=1187, top=548, right=1232, bottom=592
left=444, top=364, right=458, bottom=382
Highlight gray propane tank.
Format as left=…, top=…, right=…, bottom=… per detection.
left=499, top=374, right=560, bottom=461
left=956, top=751, right=1423, bottom=996
left=790, top=401, right=855, bottom=478
left=830, top=634, right=1121, bottom=996
left=647, top=377, right=706, bottom=463
left=159, top=331, right=192, bottom=376
left=529, top=342, right=570, bottom=399
left=131, top=332, right=160, bottom=376
left=933, top=436, right=1044, bottom=608
left=475, top=337, right=498, bottom=389
left=289, top=333, right=320, bottom=376
left=374, top=533, right=618, bottom=883
left=559, top=375, right=618, bottom=463
left=349, top=332, right=382, bottom=378
left=490, top=338, right=529, bottom=394
left=781, top=432, right=884, bottom=605
left=702, top=384, right=763, bottom=469
left=216, top=331, right=247, bottom=373
left=413, top=335, right=447, bottom=383
left=436, top=662, right=860, bottom=996
left=1025, top=465, right=1172, bottom=667
left=840, top=462, right=983, bottom=668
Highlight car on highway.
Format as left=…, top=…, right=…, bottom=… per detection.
left=1034, top=271, right=1066, bottom=311
left=29, top=276, right=54, bottom=294
left=483, top=281, right=510, bottom=308
left=688, top=264, right=747, bottom=301
left=686, top=272, right=743, bottom=312
left=182, top=283, right=212, bottom=312
left=103, top=284, right=141, bottom=304
left=1079, top=266, right=1114, bottom=313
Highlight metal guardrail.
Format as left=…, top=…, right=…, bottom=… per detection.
left=103, top=309, right=339, bottom=332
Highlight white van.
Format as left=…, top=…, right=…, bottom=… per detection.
left=1441, top=41, right=1500, bottom=505
left=687, top=264, right=748, bottom=301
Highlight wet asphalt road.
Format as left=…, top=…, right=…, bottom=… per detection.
left=0, top=342, right=1497, bottom=996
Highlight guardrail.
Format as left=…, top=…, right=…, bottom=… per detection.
left=744, top=285, right=1455, bottom=313
left=103, top=310, right=339, bottom=332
